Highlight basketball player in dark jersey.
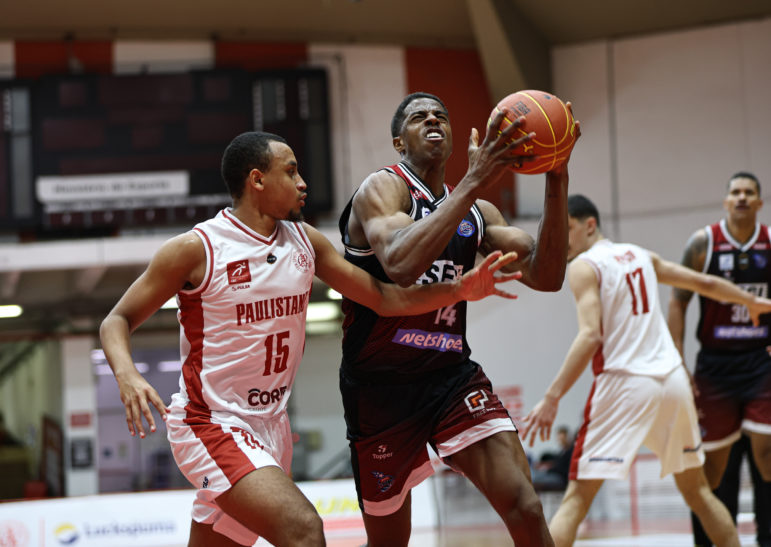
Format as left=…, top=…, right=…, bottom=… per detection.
left=668, top=172, right=771, bottom=547
left=338, top=91, right=579, bottom=547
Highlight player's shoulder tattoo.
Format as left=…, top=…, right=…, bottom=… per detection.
left=681, top=228, right=708, bottom=271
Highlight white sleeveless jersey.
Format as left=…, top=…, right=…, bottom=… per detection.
left=176, top=208, right=315, bottom=417
left=577, top=240, right=681, bottom=377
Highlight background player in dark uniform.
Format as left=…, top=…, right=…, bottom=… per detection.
left=668, top=171, right=771, bottom=547
left=338, top=91, right=579, bottom=546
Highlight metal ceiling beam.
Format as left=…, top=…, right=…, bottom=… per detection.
left=467, top=0, right=552, bottom=104
left=0, top=271, right=21, bottom=299
left=74, top=266, right=107, bottom=295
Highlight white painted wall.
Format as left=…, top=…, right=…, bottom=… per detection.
left=61, top=336, right=99, bottom=496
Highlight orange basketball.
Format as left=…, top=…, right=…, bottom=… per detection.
left=487, top=90, right=576, bottom=174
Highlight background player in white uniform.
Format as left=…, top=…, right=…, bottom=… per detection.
left=99, top=131, right=522, bottom=547
left=521, top=194, right=771, bottom=547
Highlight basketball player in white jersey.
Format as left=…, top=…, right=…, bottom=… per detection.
left=99, top=131, right=523, bottom=547
left=521, top=194, right=771, bottom=547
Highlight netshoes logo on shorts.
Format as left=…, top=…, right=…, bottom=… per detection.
left=392, top=329, right=463, bottom=352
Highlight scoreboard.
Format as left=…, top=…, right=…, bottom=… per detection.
left=0, top=68, right=332, bottom=237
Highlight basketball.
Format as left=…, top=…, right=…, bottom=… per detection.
left=487, top=90, right=576, bottom=174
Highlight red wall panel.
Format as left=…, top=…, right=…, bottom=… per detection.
left=15, top=41, right=112, bottom=79
left=215, top=41, right=308, bottom=70
left=404, top=47, right=516, bottom=216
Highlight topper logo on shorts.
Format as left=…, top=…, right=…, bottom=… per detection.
left=371, top=471, right=394, bottom=493
left=372, top=444, right=393, bottom=460
left=392, top=329, right=463, bottom=352
left=227, top=259, right=251, bottom=284
left=464, top=390, right=488, bottom=412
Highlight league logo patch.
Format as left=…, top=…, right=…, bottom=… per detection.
left=753, top=253, right=767, bottom=268
left=457, top=220, right=475, bottom=237
left=464, top=390, right=489, bottom=412
left=227, top=259, right=251, bottom=284
left=293, top=250, right=312, bottom=273
left=372, top=471, right=394, bottom=493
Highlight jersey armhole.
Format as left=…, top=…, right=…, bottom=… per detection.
left=179, top=228, right=213, bottom=295
left=577, top=257, right=601, bottom=286
left=702, top=224, right=714, bottom=274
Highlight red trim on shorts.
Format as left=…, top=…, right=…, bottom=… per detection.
left=182, top=410, right=257, bottom=486
left=569, top=378, right=597, bottom=480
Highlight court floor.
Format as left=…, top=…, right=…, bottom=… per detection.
left=322, top=520, right=760, bottom=546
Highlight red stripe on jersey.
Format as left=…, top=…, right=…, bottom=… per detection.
left=291, top=222, right=315, bottom=259
left=179, top=290, right=206, bottom=411
left=222, top=208, right=277, bottom=245
left=390, top=163, right=432, bottom=201
left=193, top=227, right=214, bottom=293
left=592, top=343, right=605, bottom=375
left=569, top=378, right=598, bottom=480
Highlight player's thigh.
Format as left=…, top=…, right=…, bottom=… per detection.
left=216, top=465, right=321, bottom=541
left=361, top=491, right=412, bottom=547
left=450, top=431, right=535, bottom=505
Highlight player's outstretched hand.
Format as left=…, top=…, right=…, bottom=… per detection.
left=458, top=251, right=522, bottom=302
left=116, top=369, right=169, bottom=438
left=464, top=109, right=535, bottom=191
left=520, top=394, right=559, bottom=448
left=748, top=296, right=771, bottom=326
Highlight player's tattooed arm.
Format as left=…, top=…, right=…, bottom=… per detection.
left=671, top=229, right=708, bottom=303
left=667, top=228, right=708, bottom=358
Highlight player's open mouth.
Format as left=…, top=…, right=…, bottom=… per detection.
left=426, top=130, right=444, bottom=141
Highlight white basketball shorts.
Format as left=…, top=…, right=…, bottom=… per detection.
left=572, top=365, right=704, bottom=480
left=166, top=393, right=293, bottom=546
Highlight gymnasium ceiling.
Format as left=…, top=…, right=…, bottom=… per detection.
left=1, top=0, right=771, bottom=352
left=2, top=0, right=771, bottom=46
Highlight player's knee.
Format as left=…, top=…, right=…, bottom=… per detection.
left=288, top=510, right=325, bottom=546
left=511, top=491, right=546, bottom=525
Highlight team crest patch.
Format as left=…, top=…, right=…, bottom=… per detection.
left=227, top=259, right=251, bottom=284
left=457, top=220, right=475, bottom=237
left=293, top=250, right=312, bottom=273
left=371, top=471, right=394, bottom=493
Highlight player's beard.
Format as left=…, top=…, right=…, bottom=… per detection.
left=287, top=209, right=304, bottom=222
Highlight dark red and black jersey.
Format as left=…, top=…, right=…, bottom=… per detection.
left=338, top=162, right=485, bottom=381
left=697, top=219, right=771, bottom=351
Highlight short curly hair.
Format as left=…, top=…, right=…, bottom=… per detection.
left=221, top=131, right=287, bottom=200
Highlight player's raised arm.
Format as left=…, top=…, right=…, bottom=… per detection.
left=99, top=232, right=204, bottom=438
left=652, top=250, right=771, bottom=326
left=305, top=224, right=521, bottom=316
